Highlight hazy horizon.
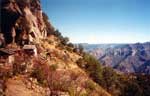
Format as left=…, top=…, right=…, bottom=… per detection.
left=41, top=0, right=150, bottom=44
left=74, top=41, right=150, bottom=45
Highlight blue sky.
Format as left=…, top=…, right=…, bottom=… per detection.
left=41, top=0, right=150, bottom=44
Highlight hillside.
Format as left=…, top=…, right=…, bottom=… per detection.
left=84, top=42, right=150, bottom=74
left=0, top=0, right=111, bottom=96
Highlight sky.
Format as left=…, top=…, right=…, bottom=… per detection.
left=41, top=0, right=150, bottom=44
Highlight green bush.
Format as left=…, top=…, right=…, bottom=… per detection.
left=30, top=67, right=47, bottom=86
left=85, top=80, right=96, bottom=90
left=67, top=43, right=74, bottom=48
left=60, top=37, right=69, bottom=45
left=66, top=46, right=73, bottom=52
left=77, top=53, right=122, bottom=95
left=123, top=81, right=142, bottom=96
left=53, top=30, right=62, bottom=37
left=77, top=53, right=105, bottom=89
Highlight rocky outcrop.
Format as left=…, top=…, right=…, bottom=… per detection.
left=0, top=0, right=49, bottom=46
left=0, top=0, right=22, bottom=44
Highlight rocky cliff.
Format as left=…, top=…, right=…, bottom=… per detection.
left=0, top=0, right=53, bottom=46
left=85, top=42, right=150, bottom=74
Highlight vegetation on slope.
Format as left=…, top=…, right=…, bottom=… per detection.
left=76, top=51, right=150, bottom=96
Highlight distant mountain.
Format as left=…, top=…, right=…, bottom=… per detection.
left=83, top=42, right=150, bottom=74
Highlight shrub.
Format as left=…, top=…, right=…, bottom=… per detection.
left=66, top=46, right=73, bottom=52
left=42, top=12, right=49, bottom=20
left=56, top=43, right=65, bottom=49
left=53, top=30, right=62, bottom=37
left=68, top=86, right=75, bottom=96
left=67, top=43, right=74, bottom=48
left=60, top=37, right=69, bottom=45
left=77, top=53, right=121, bottom=95
left=101, top=67, right=121, bottom=95
left=13, top=63, right=27, bottom=75
left=76, top=58, right=85, bottom=68
left=48, top=39, right=53, bottom=44
left=31, top=59, right=50, bottom=86
left=78, top=53, right=103, bottom=85
left=123, top=81, right=142, bottom=96
left=78, top=44, right=84, bottom=54
left=85, top=80, right=96, bottom=90
left=49, top=64, right=58, bottom=71
left=30, top=66, right=47, bottom=86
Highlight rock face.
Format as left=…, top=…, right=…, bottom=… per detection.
left=0, top=0, right=48, bottom=46
left=84, top=42, right=150, bottom=74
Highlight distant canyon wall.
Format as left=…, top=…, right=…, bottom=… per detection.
left=84, top=42, right=150, bottom=74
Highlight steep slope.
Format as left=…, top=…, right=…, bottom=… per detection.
left=0, top=0, right=111, bottom=96
left=84, top=42, right=150, bottom=74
